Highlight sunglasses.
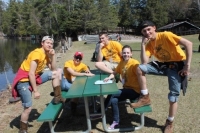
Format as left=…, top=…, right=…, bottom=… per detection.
left=74, top=56, right=82, bottom=61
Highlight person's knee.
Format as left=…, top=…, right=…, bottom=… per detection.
left=95, top=62, right=101, bottom=68
left=168, top=94, right=179, bottom=102
left=53, top=69, right=62, bottom=79
left=111, top=98, right=118, bottom=105
left=57, top=68, right=63, bottom=74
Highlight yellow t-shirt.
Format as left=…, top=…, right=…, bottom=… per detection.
left=115, top=58, right=140, bottom=93
left=20, top=48, right=50, bottom=81
left=145, top=31, right=186, bottom=62
left=101, top=41, right=122, bottom=63
left=63, top=60, right=88, bottom=82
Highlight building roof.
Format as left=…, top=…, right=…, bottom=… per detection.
left=158, top=21, right=200, bottom=30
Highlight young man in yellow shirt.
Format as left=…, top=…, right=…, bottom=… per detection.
left=12, top=36, right=65, bottom=133
left=61, top=51, right=94, bottom=115
left=131, top=20, right=192, bottom=133
left=95, top=33, right=123, bottom=74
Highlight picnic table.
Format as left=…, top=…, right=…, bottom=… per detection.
left=37, top=71, right=152, bottom=133
left=63, top=73, right=118, bottom=132
left=64, top=72, right=152, bottom=132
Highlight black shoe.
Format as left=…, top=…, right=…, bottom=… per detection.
left=91, top=58, right=96, bottom=62
left=50, top=92, right=54, bottom=96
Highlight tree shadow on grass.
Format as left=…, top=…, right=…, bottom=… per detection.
left=9, top=109, right=40, bottom=130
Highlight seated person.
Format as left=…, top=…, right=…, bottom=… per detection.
left=92, top=45, right=141, bottom=129
left=95, top=33, right=123, bottom=74
left=62, top=51, right=94, bottom=115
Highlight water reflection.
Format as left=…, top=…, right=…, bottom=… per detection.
left=0, top=39, right=40, bottom=91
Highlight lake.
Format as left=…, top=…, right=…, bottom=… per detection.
left=0, top=38, right=40, bottom=91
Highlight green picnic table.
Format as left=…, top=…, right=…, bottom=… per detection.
left=37, top=72, right=152, bottom=133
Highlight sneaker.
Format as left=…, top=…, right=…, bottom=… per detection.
left=108, top=121, right=119, bottom=130
left=130, top=93, right=151, bottom=108
left=90, top=114, right=102, bottom=120
left=164, top=119, right=173, bottom=133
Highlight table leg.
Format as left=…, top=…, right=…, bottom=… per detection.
left=84, top=97, right=92, bottom=133
left=100, top=95, right=135, bottom=132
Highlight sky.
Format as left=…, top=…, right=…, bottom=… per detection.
left=3, top=0, right=9, bottom=4
left=2, top=0, right=23, bottom=4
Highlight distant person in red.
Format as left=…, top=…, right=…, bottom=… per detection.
left=12, top=36, right=65, bottom=133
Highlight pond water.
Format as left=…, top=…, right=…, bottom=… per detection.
left=0, top=39, right=40, bottom=91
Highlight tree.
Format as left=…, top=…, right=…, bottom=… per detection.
left=98, top=0, right=119, bottom=32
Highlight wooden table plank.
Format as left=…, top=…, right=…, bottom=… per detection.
left=83, top=74, right=101, bottom=96
left=101, top=73, right=119, bottom=95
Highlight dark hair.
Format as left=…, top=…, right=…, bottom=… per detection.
left=140, top=20, right=155, bottom=31
left=122, top=45, right=132, bottom=52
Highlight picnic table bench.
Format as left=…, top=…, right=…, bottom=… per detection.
left=131, top=100, right=152, bottom=131
left=37, top=76, right=87, bottom=133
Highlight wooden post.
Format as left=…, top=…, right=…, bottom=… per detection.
left=68, top=37, right=72, bottom=47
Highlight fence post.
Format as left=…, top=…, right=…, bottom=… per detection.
left=68, top=37, right=72, bottom=48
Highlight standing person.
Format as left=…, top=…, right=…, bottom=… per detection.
left=116, top=33, right=121, bottom=42
left=91, top=45, right=141, bottom=129
left=131, top=20, right=192, bottom=133
left=61, top=51, right=95, bottom=116
left=95, top=33, right=123, bottom=74
left=11, top=36, right=65, bottom=133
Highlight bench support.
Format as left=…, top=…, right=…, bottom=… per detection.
left=101, top=99, right=152, bottom=132
left=48, top=121, right=55, bottom=133
left=135, top=113, right=145, bottom=130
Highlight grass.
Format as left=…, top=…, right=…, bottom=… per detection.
left=1, top=34, right=200, bottom=133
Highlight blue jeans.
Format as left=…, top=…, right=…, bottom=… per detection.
left=104, top=89, right=140, bottom=123
left=16, top=70, right=52, bottom=107
left=139, top=63, right=181, bottom=102
left=61, top=78, right=72, bottom=91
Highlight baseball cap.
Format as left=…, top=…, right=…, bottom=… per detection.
left=42, top=36, right=54, bottom=43
left=140, top=20, right=155, bottom=30
left=74, top=51, right=83, bottom=58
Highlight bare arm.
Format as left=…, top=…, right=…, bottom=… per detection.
left=47, top=49, right=57, bottom=71
left=104, top=71, right=116, bottom=82
left=67, top=67, right=95, bottom=77
left=29, top=61, right=40, bottom=99
left=179, top=37, right=193, bottom=76
left=140, top=37, right=150, bottom=64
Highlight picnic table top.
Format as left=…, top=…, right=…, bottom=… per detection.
left=63, top=73, right=119, bottom=98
